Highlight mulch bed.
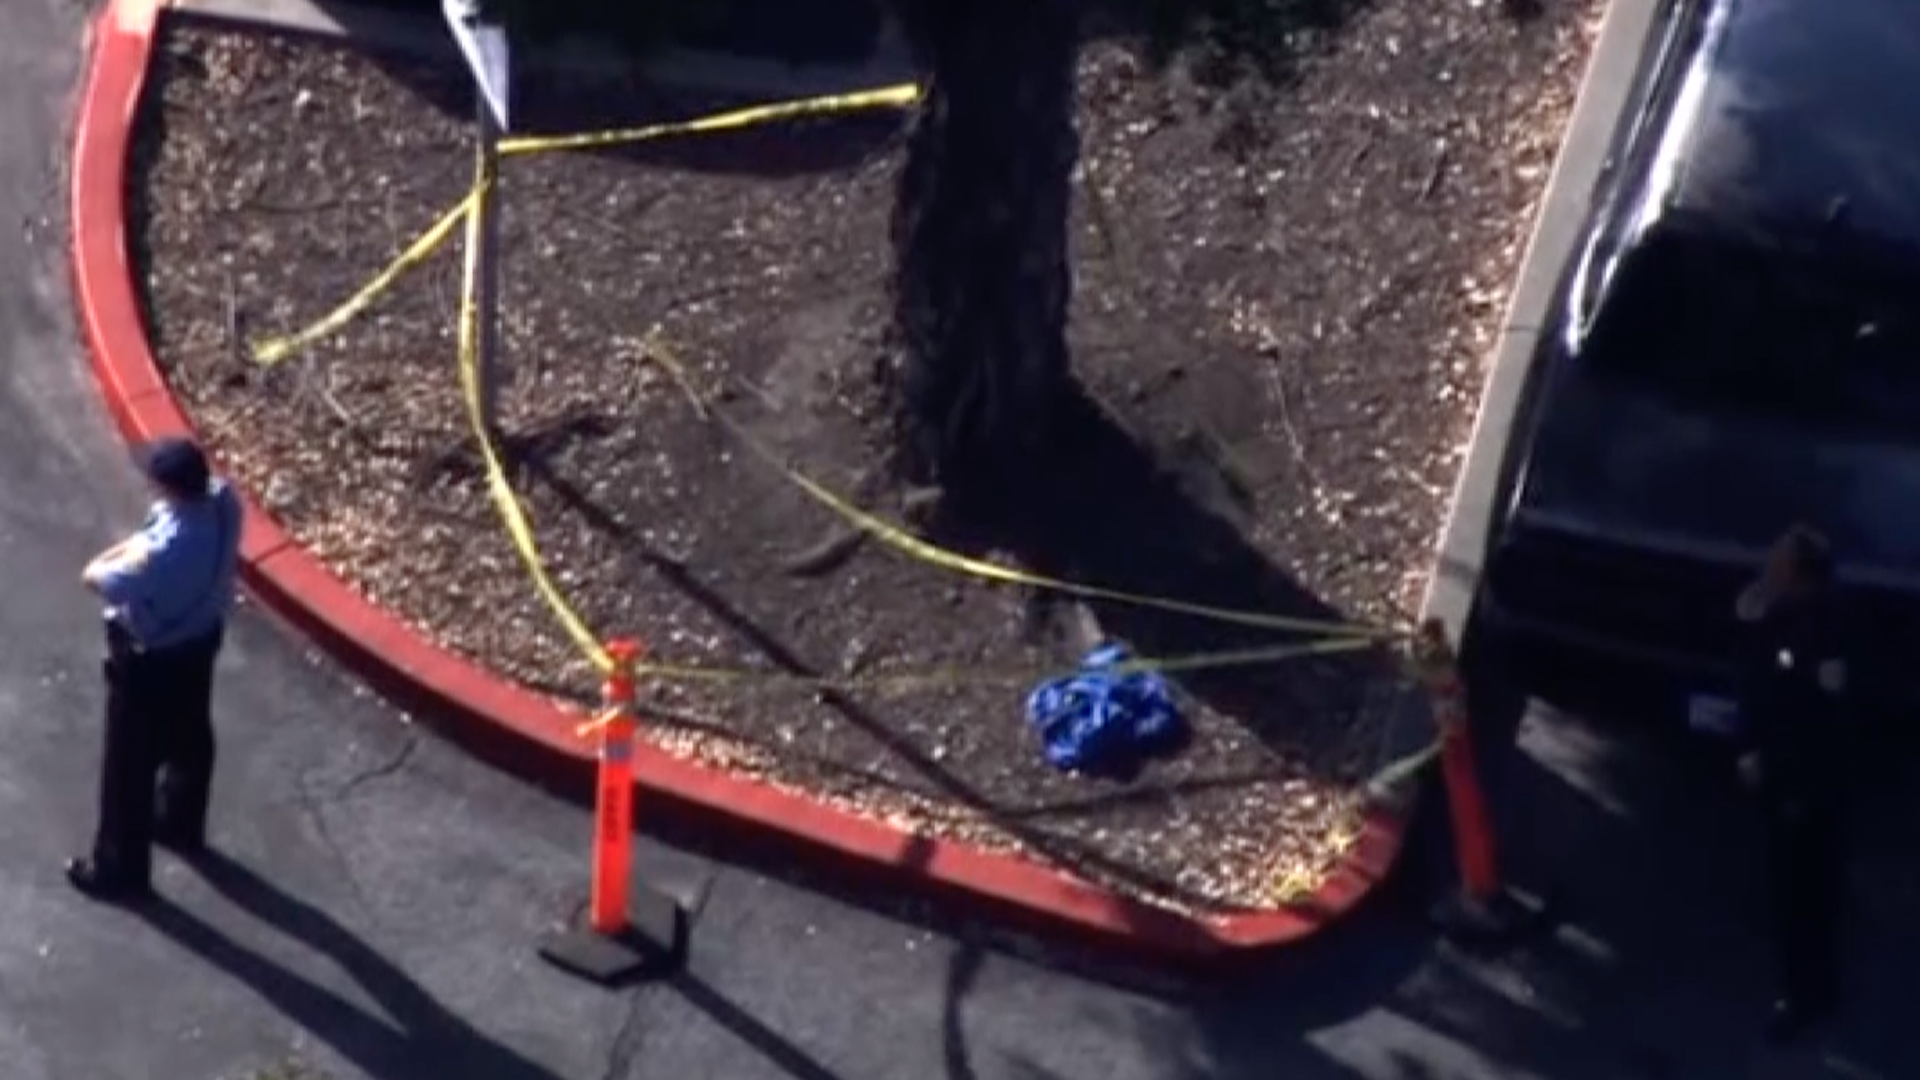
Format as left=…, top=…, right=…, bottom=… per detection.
left=129, top=4, right=1599, bottom=912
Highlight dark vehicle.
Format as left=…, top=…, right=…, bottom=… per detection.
left=1474, top=0, right=1920, bottom=729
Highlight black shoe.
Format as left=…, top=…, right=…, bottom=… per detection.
left=154, top=826, right=206, bottom=857
left=64, top=857, right=152, bottom=904
left=1766, top=998, right=1806, bottom=1043
left=1766, top=994, right=1835, bottom=1043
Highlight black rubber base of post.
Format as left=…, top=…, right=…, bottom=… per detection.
left=538, top=886, right=687, bottom=987
left=1430, top=885, right=1550, bottom=949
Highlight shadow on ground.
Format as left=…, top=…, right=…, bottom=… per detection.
left=922, top=388, right=1412, bottom=785
left=1086, top=0, right=1386, bottom=86
left=930, top=878, right=1437, bottom=1080
left=1380, top=690, right=1914, bottom=1080
left=138, top=850, right=568, bottom=1080
left=500, top=383, right=1394, bottom=919
left=1006, top=687, right=1920, bottom=1080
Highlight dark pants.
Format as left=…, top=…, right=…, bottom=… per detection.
left=90, top=622, right=223, bottom=883
left=1765, top=795, right=1843, bottom=1008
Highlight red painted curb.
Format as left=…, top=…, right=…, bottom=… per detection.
left=71, top=0, right=1415, bottom=970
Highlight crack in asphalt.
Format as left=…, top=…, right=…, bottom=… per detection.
left=327, top=733, right=421, bottom=801
left=599, top=989, right=648, bottom=1080
left=282, top=735, right=422, bottom=927
left=942, top=942, right=987, bottom=1080
left=294, top=761, right=377, bottom=924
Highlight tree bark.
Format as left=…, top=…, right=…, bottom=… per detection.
left=889, top=0, right=1082, bottom=497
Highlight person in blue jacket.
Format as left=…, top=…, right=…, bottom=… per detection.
left=67, top=437, right=241, bottom=901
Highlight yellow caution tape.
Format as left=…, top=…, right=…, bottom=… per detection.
left=576, top=707, right=623, bottom=738
left=1364, top=738, right=1443, bottom=801
left=253, top=191, right=477, bottom=366
left=236, top=60, right=1403, bottom=699
left=498, top=82, right=921, bottom=157
left=771, top=456, right=1396, bottom=639
left=252, top=83, right=920, bottom=368
left=1265, top=726, right=1444, bottom=902
left=639, top=633, right=1379, bottom=692
left=423, top=74, right=1399, bottom=688
left=578, top=634, right=1383, bottom=735
left=454, top=203, right=1377, bottom=681
left=638, top=338, right=1402, bottom=642
left=454, top=251, right=1386, bottom=689
left=456, top=174, right=615, bottom=673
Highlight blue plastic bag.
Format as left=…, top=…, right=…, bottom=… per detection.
left=1025, top=644, right=1187, bottom=774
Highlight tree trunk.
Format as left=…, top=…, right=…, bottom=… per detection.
left=889, top=0, right=1081, bottom=498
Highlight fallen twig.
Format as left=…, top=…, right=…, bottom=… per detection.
left=899, top=484, right=944, bottom=526
left=731, top=375, right=782, bottom=413
left=1196, top=421, right=1257, bottom=505
left=1270, top=358, right=1325, bottom=493
left=1079, top=158, right=1121, bottom=262
left=223, top=269, right=244, bottom=368
left=781, top=526, right=868, bottom=578
left=1419, top=143, right=1449, bottom=202
left=317, top=378, right=362, bottom=432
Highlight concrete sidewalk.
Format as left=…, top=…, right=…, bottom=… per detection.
left=6, top=0, right=1920, bottom=1077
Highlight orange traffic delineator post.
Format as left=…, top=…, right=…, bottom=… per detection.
left=591, top=641, right=641, bottom=935
left=538, top=638, right=688, bottom=986
left=1413, top=619, right=1545, bottom=946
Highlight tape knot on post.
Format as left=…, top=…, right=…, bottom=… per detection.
left=603, top=637, right=642, bottom=702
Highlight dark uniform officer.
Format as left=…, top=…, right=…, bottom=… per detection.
left=1733, top=525, right=1853, bottom=1039
left=68, top=437, right=241, bottom=901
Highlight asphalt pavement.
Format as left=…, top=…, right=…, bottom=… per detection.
left=5, top=0, right=1920, bottom=1077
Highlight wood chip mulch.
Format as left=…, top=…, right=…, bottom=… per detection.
left=129, top=3, right=1601, bottom=912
